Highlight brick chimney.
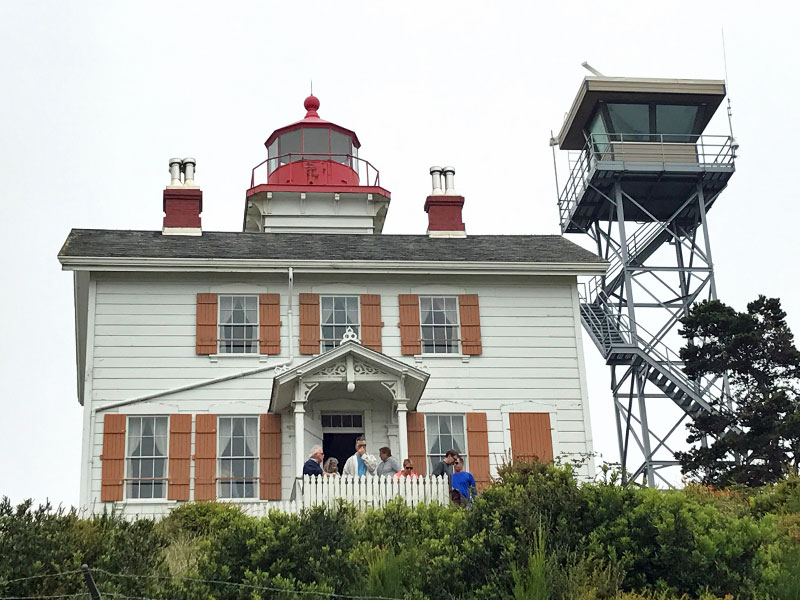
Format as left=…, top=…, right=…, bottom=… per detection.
left=424, top=166, right=466, bottom=238
left=163, top=157, right=202, bottom=236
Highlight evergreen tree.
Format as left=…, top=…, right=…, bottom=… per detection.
left=676, top=296, right=800, bottom=487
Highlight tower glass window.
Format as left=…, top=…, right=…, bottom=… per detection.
left=301, top=127, right=330, bottom=159
left=218, top=295, right=259, bottom=354
left=656, top=105, right=699, bottom=142
left=606, top=103, right=650, bottom=141
left=126, top=416, right=168, bottom=499
left=321, top=296, right=359, bottom=351
left=277, top=130, right=301, bottom=166
left=331, top=131, right=353, bottom=165
left=218, top=417, right=258, bottom=499
left=420, top=296, right=460, bottom=354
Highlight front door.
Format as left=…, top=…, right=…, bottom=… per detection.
left=323, top=432, right=361, bottom=474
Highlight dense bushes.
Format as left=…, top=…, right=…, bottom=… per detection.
left=2, top=464, right=799, bottom=600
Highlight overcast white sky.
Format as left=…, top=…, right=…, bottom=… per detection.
left=1, top=1, right=798, bottom=507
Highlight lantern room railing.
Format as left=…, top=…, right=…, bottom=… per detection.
left=557, top=133, right=736, bottom=229
left=250, top=153, right=382, bottom=188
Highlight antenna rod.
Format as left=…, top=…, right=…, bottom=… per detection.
left=721, top=29, right=734, bottom=138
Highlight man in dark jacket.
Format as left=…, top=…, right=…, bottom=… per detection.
left=303, top=445, right=324, bottom=476
left=431, top=449, right=458, bottom=480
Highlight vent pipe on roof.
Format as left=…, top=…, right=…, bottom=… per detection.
left=169, top=158, right=183, bottom=187
left=442, top=166, right=456, bottom=195
left=429, top=166, right=444, bottom=195
left=183, top=157, right=197, bottom=187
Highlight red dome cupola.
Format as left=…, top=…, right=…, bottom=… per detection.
left=264, top=95, right=362, bottom=186
left=245, top=95, right=391, bottom=234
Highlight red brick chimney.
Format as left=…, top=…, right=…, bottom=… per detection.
left=425, top=166, right=466, bottom=238
left=163, top=158, right=202, bottom=236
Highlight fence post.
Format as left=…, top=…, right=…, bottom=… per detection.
left=81, top=565, right=101, bottom=600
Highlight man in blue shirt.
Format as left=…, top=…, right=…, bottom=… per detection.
left=450, top=455, right=477, bottom=505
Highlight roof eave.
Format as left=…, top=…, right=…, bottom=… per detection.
left=58, top=256, right=608, bottom=276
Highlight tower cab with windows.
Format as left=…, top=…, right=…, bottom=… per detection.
left=244, top=95, right=391, bottom=234
left=556, top=77, right=736, bottom=233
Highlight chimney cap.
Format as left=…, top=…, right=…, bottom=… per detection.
left=429, top=166, right=443, bottom=174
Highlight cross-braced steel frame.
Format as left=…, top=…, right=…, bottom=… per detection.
left=578, top=178, right=732, bottom=487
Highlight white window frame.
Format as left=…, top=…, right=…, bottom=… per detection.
left=217, top=416, right=259, bottom=500
left=321, top=412, right=365, bottom=433
left=125, top=415, right=169, bottom=501
left=425, top=414, right=468, bottom=472
left=419, top=296, right=461, bottom=355
left=320, top=295, right=360, bottom=351
left=218, top=295, right=259, bottom=355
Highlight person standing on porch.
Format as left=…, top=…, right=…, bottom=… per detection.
left=394, top=458, right=419, bottom=478
left=431, top=449, right=458, bottom=481
left=303, top=445, right=324, bottom=476
left=343, top=436, right=377, bottom=477
left=376, top=447, right=401, bottom=476
left=451, top=455, right=477, bottom=505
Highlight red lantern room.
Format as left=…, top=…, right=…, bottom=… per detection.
left=245, top=95, right=390, bottom=234
left=265, top=95, right=361, bottom=186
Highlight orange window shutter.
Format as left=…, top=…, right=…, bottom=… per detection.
left=459, top=294, right=482, bottom=355
left=259, top=293, right=282, bottom=355
left=194, top=414, right=217, bottom=501
left=260, top=414, right=282, bottom=500
left=398, top=294, right=421, bottom=356
left=196, top=293, right=218, bottom=355
left=299, top=293, right=320, bottom=355
left=466, top=413, right=491, bottom=491
left=360, top=294, right=383, bottom=352
left=100, top=414, right=126, bottom=502
left=509, top=413, right=553, bottom=464
left=168, top=414, right=192, bottom=501
left=406, top=412, right=427, bottom=475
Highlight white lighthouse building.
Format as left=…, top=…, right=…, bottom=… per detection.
left=59, top=95, right=605, bottom=517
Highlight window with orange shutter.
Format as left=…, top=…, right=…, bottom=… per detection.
left=125, top=416, right=169, bottom=499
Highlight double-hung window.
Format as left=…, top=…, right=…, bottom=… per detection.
left=321, top=295, right=359, bottom=351
left=218, top=416, right=258, bottom=499
left=426, top=414, right=466, bottom=472
left=219, top=295, right=258, bottom=354
left=126, top=416, right=168, bottom=499
left=420, top=296, right=460, bottom=354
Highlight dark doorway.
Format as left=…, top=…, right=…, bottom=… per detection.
left=323, top=432, right=362, bottom=474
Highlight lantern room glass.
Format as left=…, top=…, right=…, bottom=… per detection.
left=268, top=128, right=356, bottom=175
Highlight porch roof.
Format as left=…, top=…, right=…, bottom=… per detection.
left=269, top=340, right=430, bottom=413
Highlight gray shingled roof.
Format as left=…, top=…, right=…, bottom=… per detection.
left=58, top=229, right=605, bottom=264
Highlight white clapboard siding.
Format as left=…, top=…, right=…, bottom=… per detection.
left=84, top=272, right=594, bottom=515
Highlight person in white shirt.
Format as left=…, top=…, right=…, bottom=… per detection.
left=342, top=436, right=377, bottom=477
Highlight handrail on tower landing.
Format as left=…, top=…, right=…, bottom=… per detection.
left=557, top=133, right=736, bottom=232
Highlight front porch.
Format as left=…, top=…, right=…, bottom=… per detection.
left=270, top=338, right=430, bottom=487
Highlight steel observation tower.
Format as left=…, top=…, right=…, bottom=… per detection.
left=553, top=76, right=737, bottom=487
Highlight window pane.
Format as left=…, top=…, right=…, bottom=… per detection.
left=278, top=130, right=300, bottom=164
left=232, top=418, right=244, bottom=436
left=302, top=127, right=330, bottom=156
left=607, top=104, right=650, bottom=138
left=655, top=105, right=698, bottom=141
left=331, top=131, right=351, bottom=164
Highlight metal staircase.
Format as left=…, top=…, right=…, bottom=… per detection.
left=557, top=133, right=737, bottom=487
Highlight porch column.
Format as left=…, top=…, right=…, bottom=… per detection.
left=396, top=400, right=409, bottom=463
left=293, top=382, right=306, bottom=478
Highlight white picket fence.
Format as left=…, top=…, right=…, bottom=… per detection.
left=238, top=474, right=448, bottom=516
left=300, top=474, right=449, bottom=510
